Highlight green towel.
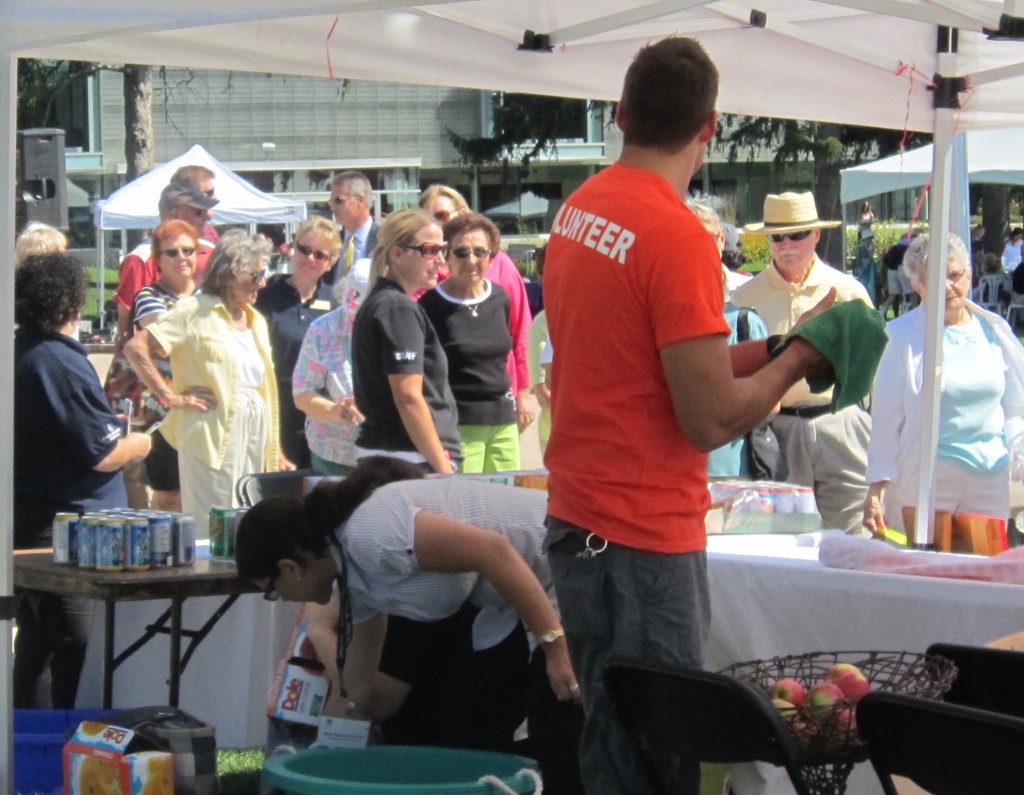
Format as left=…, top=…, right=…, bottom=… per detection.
left=771, top=300, right=888, bottom=411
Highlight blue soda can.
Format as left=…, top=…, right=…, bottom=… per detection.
left=52, top=512, right=78, bottom=564
left=124, top=518, right=150, bottom=570
left=96, top=518, right=125, bottom=571
left=78, top=515, right=98, bottom=569
left=149, top=516, right=172, bottom=567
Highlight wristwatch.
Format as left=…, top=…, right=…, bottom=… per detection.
left=537, top=628, right=565, bottom=644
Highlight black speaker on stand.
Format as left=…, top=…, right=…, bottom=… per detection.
left=16, top=128, right=69, bottom=230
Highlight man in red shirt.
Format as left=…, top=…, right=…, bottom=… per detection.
left=544, top=37, right=831, bottom=794
left=114, top=172, right=218, bottom=345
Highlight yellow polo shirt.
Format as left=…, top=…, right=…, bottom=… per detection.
left=148, top=292, right=280, bottom=471
left=731, top=256, right=873, bottom=407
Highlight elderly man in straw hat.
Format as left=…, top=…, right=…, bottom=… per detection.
left=733, top=191, right=874, bottom=533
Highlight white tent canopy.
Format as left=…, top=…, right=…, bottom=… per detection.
left=94, top=144, right=307, bottom=230
left=6, top=1, right=1024, bottom=788
left=1, top=1, right=1024, bottom=134
left=841, top=127, right=1024, bottom=204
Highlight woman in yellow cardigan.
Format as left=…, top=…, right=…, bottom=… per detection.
left=126, top=231, right=284, bottom=537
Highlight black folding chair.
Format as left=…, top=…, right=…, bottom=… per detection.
left=927, top=642, right=1024, bottom=717
left=857, top=691, right=1024, bottom=795
left=603, top=661, right=811, bottom=795
left=234, top=469, right=315, bottom=507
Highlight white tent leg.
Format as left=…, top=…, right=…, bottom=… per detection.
left=913, top=42, right=961, bottom=547
left=1, top=51, right=17, bottom=795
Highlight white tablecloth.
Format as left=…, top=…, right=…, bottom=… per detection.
left=706, top=534, right=1024, bottom=794
left=73, top=534, right=1024, bottom=765
left=76, top=591, right=299, bottom=748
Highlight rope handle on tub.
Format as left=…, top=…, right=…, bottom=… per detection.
left=478, top=766, right=543, bottom=793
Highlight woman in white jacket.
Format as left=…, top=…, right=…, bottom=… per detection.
left=863, top=233, right=1024, bottom=536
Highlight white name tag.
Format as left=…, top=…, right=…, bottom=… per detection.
left=316, top=716, right=371, bottom=748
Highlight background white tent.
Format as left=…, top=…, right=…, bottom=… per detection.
left=93, top=144, right=307, bottom=230
left=841, top=127, right=1024, bottom=204
left=5, top=1, right=1024, bottom=789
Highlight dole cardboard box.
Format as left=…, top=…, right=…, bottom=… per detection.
left=64, top=721, right=174, bottom=794
left=267, top=610, right=330, bottom=727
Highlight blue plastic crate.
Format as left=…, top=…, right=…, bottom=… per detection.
left=14, top=709, right=106, bottom=795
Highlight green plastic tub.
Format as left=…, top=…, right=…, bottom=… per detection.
left=263, top=746, right=541, bottom=794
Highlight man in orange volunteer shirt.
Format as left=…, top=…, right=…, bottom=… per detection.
left=543, top=37, right=832, bottom=794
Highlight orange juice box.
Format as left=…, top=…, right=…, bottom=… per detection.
left=64, top=721, right=174, bottom=794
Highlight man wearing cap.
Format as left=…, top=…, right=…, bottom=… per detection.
left=733, top=192, right=873, bottom=533
left=113, top=173, right=219, bottom=345
left=324, top=170, right=378, bottom=287
left=544, top=40, right=833, bottom=794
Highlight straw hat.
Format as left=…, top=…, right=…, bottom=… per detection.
left=743, top=192, right=841, bottom=235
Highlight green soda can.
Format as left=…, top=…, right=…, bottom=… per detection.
left=209, top=506, right=234, bottom=560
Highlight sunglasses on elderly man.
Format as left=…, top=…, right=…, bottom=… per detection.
left=295, top=242, right=331, bottom=264
left=768, top=230, right=814, bottom=243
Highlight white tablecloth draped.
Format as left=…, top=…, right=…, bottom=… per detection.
left=73, top=534, right=1024, bottom=770
left=706, top=535, right=1024, bottom=794
left=76, top=593, right=299, bottom=748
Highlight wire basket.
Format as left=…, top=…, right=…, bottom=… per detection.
left=719, top=650, right=957, bottom=767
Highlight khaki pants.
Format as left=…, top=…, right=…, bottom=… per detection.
left=772, top=404, right=871, bottom=534
left=179, top=388, right=268, bottom=539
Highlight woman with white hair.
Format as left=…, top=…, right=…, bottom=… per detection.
left=125, top=231, right=282, bottom=535
left=863, top=232, right=1024, bottom=535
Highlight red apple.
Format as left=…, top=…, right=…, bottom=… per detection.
left=832, top=705, right=857, bottom=733
left=805, top=682, right=845, bottom=721
left=770, top=677, right=807, bottom=708
left=835, top=671, right=872, bottom=703
left=771, top=697, right=799, bottom=718
left=825, top=663, right=867, bottom=684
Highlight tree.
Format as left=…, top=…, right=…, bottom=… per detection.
left=122, top=64, right=154, bottom=247
left=448, top=93, right=609, bottom=208
left=719, top=116, right=930, bottom=267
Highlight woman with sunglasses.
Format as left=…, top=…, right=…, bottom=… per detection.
left=125, top=231, right=283, bottom=537
left=421, top=214, right=518, bottom=472
left=255, top=217, right=339, bottom=469
left=352, top=208, right=460, bottom=473
left=419, top=185, right=535, bottom=437
left=106, top=220, right=199, bottom=509
left=113, top=220, right=199, bottom=511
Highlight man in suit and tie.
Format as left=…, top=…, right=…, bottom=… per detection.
left=324, top=170, right=378, bottom=286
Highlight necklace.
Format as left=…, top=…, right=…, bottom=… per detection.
left=464, top=302, right=479, bottom=318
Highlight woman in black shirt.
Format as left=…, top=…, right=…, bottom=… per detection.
left=420, top=214, right=517, bottom=472
left=351, top=209, right=460, bottom=473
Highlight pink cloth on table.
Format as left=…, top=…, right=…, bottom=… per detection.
left=819, top=535, right=1024, bottom=584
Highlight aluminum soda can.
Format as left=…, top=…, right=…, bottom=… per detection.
left=124, top=518, right=150, bottom=570
left=795, top=486, right=818, bottom=515
left=209, top=506, right=235, bottom=560
left=173, top=514, right=196, bottom=566
left=149, top=516, right=173, bottom=567
left=77, top=515, right=98, bottom=569
left=52, top=512, right=78, bottom=564
left=96, top=517, right=125, bottom=571
left=773, top=488, right=796, bottom=514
